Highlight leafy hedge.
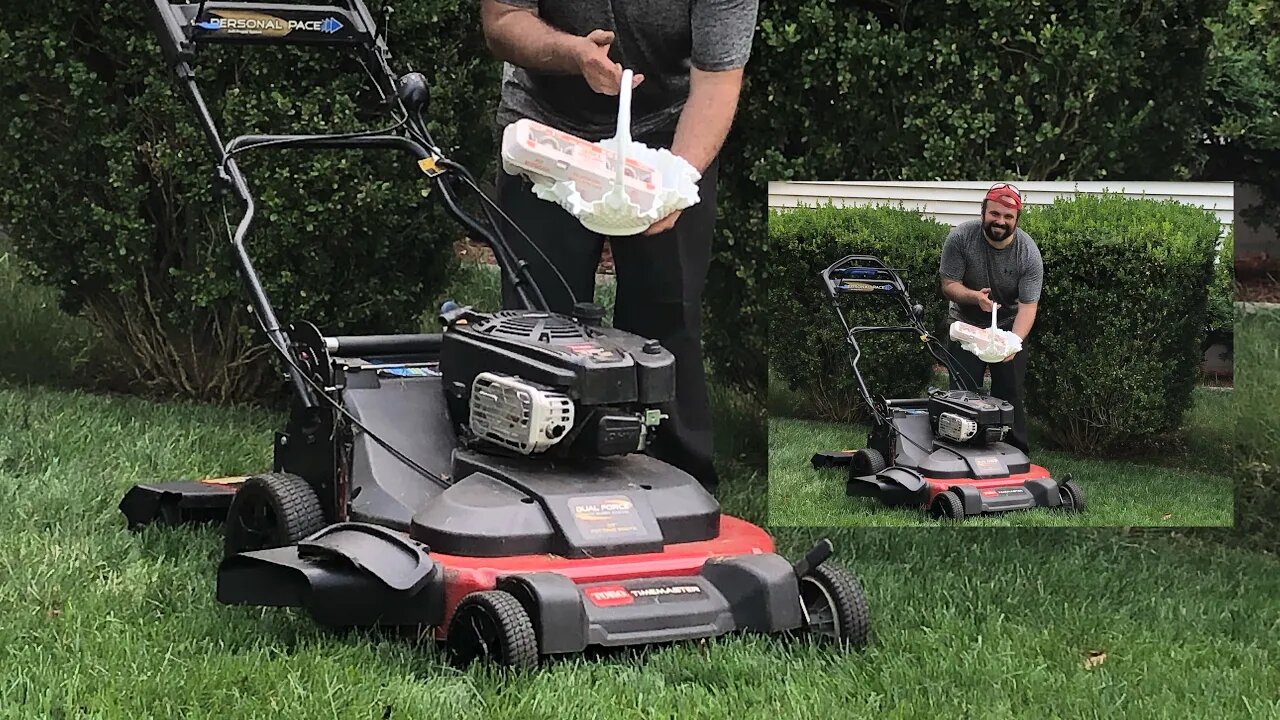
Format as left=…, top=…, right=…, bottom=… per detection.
left=1018, top=193, right=1222, bottom=453
left=1208, top=230, right=1235, bottom=334
left=1203, top=0, right=1280, bottom=232
left=0, top=2, right=491, bottom=401
left=708, top=0, right=1225, bottom=396
left=768, top=204, right=949, bottom=423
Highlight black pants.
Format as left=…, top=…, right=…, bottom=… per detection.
left=948, top=339, right=1030, bottom=453
left=494, top=151, right=721, bottom=491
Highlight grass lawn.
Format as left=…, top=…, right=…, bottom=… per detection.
left=768, top=374, right=1235, bottom=527
left=1235, top=305, right=1280, bottom=550
left=0, top=382, right=1277, bottom=718
left=1, top=241, right=1277, bottom=716
left=1237, top=305, right=1280, bottom=465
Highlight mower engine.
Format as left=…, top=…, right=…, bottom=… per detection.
left=439, top=307, right=675, bottom=459
left=927, top=389, right=1014, bottom=445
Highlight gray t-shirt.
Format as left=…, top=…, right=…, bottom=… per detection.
left=939, top=220, right=1044, bottom=330
left=492, top=0, right=759, bottom=142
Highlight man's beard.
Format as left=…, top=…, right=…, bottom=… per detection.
left=984, top=218, right=1015, bottom=243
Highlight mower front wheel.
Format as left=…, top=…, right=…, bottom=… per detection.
left=798, top=564, right=871, bottom=650
left=447, top=590, right=539, bottom=669
left=1058, top=479, right=1086, bottom=513
left=223, top=473, right=326, bottom=556
left=929, top=490, right=965, bottom=520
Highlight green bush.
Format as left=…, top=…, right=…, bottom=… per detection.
left=1204, top=0, right=1280, bottom=231
left=1018, top=193, right=1222, bottom=453
left=1207, top=229, right=1235, bottom=333
left=706, top=0, right=1224, bottom=397
left=0, top=2, right=493, bottom=401
left=768, top=204, right=949, bottom=423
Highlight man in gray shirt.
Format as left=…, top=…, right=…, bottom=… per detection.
left=938, top=183, right=1044, bottom=453
left=479, top=0, right=758, bottom=493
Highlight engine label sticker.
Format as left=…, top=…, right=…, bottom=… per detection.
left=565, top=342, right=620, bottom=362
left=567, top=495, right=646, bottom=540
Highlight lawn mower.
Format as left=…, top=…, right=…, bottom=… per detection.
left=118, top=0, right=871, bottom=667
left=809, top=255, right=1084, bottom=520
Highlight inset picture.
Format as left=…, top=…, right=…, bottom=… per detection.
left=767, top=181, right=1236, bottom=527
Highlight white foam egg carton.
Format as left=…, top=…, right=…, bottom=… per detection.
left=949, top=304, right=1022, bottom=363
left=500, top=69, right=701, bottom=236
left=502, top=119, right=661, bottom=209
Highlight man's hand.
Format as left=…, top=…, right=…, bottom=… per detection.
left=479, top=2, right=645, bottom=90
left=642, top=208, right=682, bottom=236
left=576, top=30, right=644, bottom=95
left=974, top=287, right=995, bottom=312
left=1001, top=350, right=1018, bottom=363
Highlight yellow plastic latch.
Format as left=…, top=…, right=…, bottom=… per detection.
left=418, top=156, right=444, bottom=177
left=200, top=475, right=248, bottom=485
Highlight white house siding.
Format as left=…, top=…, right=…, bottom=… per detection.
left=767, top=181, right=1235, bottom=237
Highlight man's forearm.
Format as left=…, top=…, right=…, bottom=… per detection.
left=671, top=68, right=744, bottom=173
left=941, top=279, right=979, bottom=305
left=1011, top=303, right=1038, bottom=340
left=480, top=1, right=586, bottom=74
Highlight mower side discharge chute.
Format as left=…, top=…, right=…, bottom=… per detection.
left=217, top=523, right=445, bottom=627
left=119, top=480, right=243, bottom=530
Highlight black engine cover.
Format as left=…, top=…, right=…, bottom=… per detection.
left=927, top=388, right=1014, bottom=443
left=440, top=310, right=675, bottom=406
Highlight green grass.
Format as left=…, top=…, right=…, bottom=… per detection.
left=768, top=367, right=1235, bottom=527
left=3, top=237, right=1277, bottom=715
left=1237, top=306, right=1280, bottom=466
left=1236, top=305, right=1280, bottom=551
left=0, top=382, right=1277, bottom=718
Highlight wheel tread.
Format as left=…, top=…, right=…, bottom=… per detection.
left=805, top=563, right=871, bottom=650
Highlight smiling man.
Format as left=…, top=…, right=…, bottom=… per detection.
left=479, top=0, right=758, bottom=493
left=938, top=183, right=1043, bottom=454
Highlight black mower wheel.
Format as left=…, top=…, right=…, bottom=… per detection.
left=930, top=490, right=965, bottom=520
left=1058, top=479, right=1086, bottom=513
left=850, top=448, right=887, bottom=478
left=446, top=590, right=539, bottom=669
left=798, top=563, right=871, bottom=650
left=223, top=473, right=326, bottom=556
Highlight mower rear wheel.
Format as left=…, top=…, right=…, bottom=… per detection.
left=223, top=473, right=326, bottom=556
left=798, top=563, right=871, bottom=650
left=930, top=490, right=965, bottom=520
left=447, top=590, right=539, bottom=669
left=850, top=448, right=887, bottom=478
left=1058, top=479, right=1086, bottom=513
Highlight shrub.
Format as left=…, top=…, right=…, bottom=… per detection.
left=769, top=204, right=949, bottom=423
left=707, top=0, right=1224, bottom=397
left=0, top=2, right=494, bottom=402
left=1018, top=193, right=1222, bottom=453
left=1207, top=229, right=1235, bottom=333
left=1203, top=0, right=1280, bottom=232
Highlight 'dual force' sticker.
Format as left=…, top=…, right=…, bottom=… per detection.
left=567, top=495, right=646, bottom=540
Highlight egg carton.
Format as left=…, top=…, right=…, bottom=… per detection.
left=949, top=303, right=1023, bottom=363
left=500, top=69, right=701, bottom=236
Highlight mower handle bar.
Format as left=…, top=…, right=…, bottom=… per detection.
left=819, top=254, right=909, bottom=299
left=155, top=0, right=558, bottom=408
left=326, top=333, right=442, bottom=356
left=819, top=254, right=973, bottom=426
